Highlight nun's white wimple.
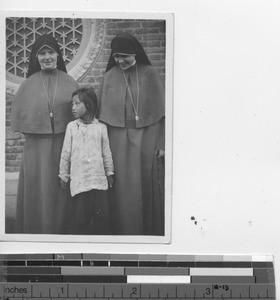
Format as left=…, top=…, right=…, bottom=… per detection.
left=36, top=45, right=58, bottom=57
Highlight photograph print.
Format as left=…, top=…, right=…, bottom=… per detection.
left=4, top=13, right=173, bottom=243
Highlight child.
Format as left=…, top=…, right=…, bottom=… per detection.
left=59, top=87, right=114, bottom=235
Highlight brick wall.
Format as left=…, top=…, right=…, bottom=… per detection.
left=5, top=19, right=166, bottom=172
left=6, top=93, right=23, bottom=172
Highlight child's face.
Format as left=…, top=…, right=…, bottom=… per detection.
left=72, top=95, right=87, bottom=119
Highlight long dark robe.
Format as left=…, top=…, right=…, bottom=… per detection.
left=11, top=69, right=79, bottom=234
left=98, top=64, right=165, bottom=235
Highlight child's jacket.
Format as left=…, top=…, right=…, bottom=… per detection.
left=59, top=119, right=114, bottom=196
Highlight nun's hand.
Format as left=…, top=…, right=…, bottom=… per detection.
left=61, top=179, right=69, bottom=190
left=156, top=149, right=165, bottom=158
left=107, top=175, right=114, bottom=188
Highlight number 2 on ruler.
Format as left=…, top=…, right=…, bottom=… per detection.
left=130, top=287, right=138, bottom=297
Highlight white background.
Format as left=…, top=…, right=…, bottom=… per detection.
left=0, top=0, right=280, bottom=295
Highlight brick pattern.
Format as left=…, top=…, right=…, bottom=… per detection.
left=6, top=93, right=24, bottom=172
left=5, top=19, right=166, bottom=172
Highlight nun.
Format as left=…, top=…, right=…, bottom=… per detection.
left=98, top=33, right=165, bottom=235
left=11, top=34, right=79, bottom=234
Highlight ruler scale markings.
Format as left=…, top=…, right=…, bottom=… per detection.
left=252, top=283, right=276, bottom=298
left=0, top=254, right=276, bottom=299
left=249, top=285, right=251, bottom=298
left=105, top=284, right=123, bottom=298
left=69, top=283, right=104, bottom=297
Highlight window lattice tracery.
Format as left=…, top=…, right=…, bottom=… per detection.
left=6, top=17, right=83, bottom=78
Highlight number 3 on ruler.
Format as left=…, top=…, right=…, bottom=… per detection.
left=205, top=287, right=211, bottom=295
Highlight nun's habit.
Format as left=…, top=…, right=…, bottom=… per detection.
left=11, top=34, right=79, bottom=234
left=98, top=33, right=165, bottom=235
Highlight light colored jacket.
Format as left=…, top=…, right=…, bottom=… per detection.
left=59, top=118, right=114, bottom=196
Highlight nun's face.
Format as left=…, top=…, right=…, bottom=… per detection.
left=37, top=47, right=58, bottom=71
left=113, top=53, right=136, bottom=70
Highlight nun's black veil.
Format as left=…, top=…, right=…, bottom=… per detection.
left=105, top=33, right=151, bottom=73
left=27, top=34, right=67, bottom=78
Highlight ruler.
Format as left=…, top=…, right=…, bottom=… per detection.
left=0, top=254, right=276, bottom=299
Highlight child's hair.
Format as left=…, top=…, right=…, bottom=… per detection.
left=72, top=87, right=97, bottom=117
